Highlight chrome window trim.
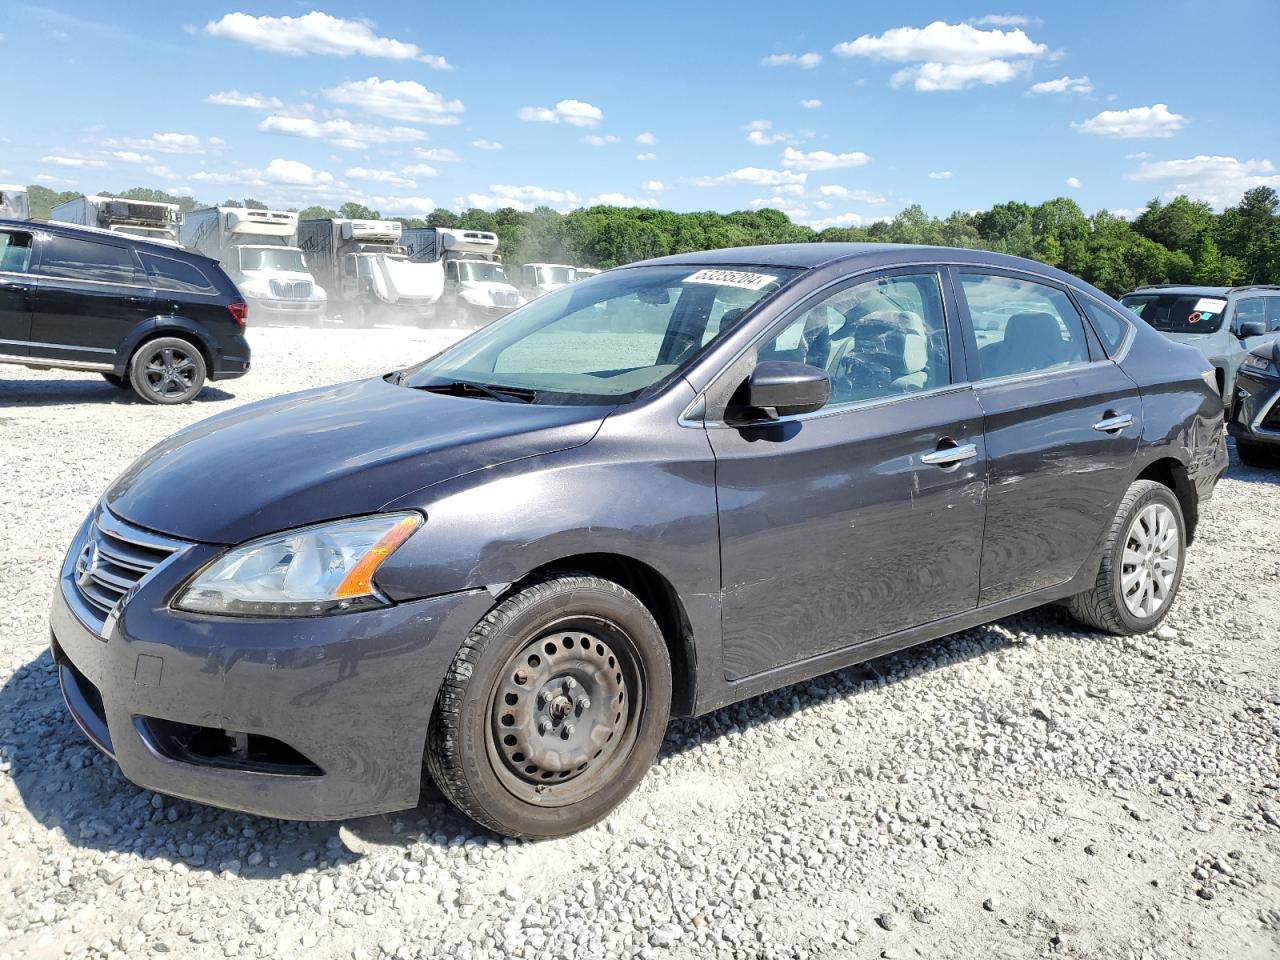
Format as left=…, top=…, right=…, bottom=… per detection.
left=0, top=268, right=37, bottom=281
left=32, top=272, right=151, bottom=292
left=689, top=382, right=976, bottom=429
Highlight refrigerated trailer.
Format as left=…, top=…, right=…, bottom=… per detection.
left=0, top=186, right=28, bottom=220
left=297, top=218, right=442, bottom=326
left=181, top=207, right=326, bottom=322
left=50, top=195, right=182, bottom=245
left=402, top=227, right=522, bottom=327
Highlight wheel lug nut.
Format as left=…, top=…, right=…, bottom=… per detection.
left=536, top=692, right=547, bottom=708
left=577, top=697, right=591, bottom=712
left=537, top=720, right=548, bottom=735
left=564, top=677, right=578, bottom=692
left=562, top=724, right=575, bottom=739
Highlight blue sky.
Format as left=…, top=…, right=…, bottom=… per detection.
left=3, top=1, right=1279, bottom=226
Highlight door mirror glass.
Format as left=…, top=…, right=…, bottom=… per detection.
left=741, top=360, right=829, bottom=418
left=1238, top=319, right=1267, bottom=338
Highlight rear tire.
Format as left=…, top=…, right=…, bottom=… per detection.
left=128, top=337, right=206, bottom=405
left=426, top=573, right=672, bottom=839
left=1236, top=438, right=1279, bottom=468
left=1066, top=479, right=1185, bottom=636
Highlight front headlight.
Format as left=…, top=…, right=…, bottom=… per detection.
left=174, top=513, right=421, bottom=617
left=1242, top=353, right=1276, bottom=374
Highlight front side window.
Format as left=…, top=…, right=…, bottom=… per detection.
left=400, top=264, right=802, bottom=404
left=0, top=230, right=34, bottom=274
left=1079, top=297, right=1131, bottom=355
left=758, top=272, right=950, bottom=406
left=459, top=261, right=508, bottom=283
left=1234, top=298, right=1266, bottom=331
left=140, top=252, right=215, bottom=293
left=961, top=273, right=1090, bottom=379
left=1120, top=293, right=1226, bottom=334
left=36, top=234, right=144, bottom=286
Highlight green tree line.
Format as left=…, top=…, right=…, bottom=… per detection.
left=23, top=183, right=1280, bottom=297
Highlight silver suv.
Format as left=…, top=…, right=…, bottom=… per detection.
left=1120, top=285, right=1280, bottom=408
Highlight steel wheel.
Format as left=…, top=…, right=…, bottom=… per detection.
left=486, top=620, right=642, bottom=806
left=1119, top=502, right=1180, bottom=619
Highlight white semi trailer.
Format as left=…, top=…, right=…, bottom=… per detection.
left=181, top=207, right=326, bottom=322
left=297, top=218, right=443, bottom=326
left=402, top=227, right=523, bottom=327
left=50, top=194, right=182, bottom=245
left=0, top=186, right=29, bottom=220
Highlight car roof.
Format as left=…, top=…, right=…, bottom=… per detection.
left=1126, top=285, right=1232, bottom=297
left=0, top=217, right=217, bottom=263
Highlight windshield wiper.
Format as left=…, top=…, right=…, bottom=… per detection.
left=413, top=379, right=537, bottom=403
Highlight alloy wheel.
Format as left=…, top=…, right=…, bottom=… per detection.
left=142, top=345, right=198, bottom=400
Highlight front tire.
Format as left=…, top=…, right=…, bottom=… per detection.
left=1067, top=479, right=1185, bottom=635
left=128, top=338, right=206, bottom=405
left=426, top=573, right=672, bottom=839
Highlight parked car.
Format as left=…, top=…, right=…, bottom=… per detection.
left=1227, top=337, right=1280, bottom=466
left=1118, top=285, right=1280, bottom=408
left=0, top=219, right=249, bottom=403
left=51, top=244, right=1226, bottom=838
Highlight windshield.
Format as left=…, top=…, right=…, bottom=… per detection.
left=536, top=265, right=575, bottom=285
left=240, top=247, right=308, bottom=272
left=401, top=264, right=802, bottom=404
left=1120, top=293, right=1225, bottom=334
left=459, top=261, right=509, bottom=283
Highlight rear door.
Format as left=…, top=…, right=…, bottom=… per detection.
left=955, top=269, right=1141, bottom=604
left=0, top=228, right=36, bottom=356
left=29, top=232, right=156, bottom=363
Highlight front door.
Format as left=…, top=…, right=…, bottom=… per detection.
left=0, top=228, right=36, bottom=356
left=955, top=269, right=1141, bottom=604
left=711, top=269, right=986, bottom=681
left=30, top=231, right=155, bottom=364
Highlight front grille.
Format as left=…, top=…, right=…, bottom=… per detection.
left=269, top=278, right=314, bottom=299
left=72, top=508, right=187, bottom=627
left=1262, top=395, right=1280, bottom=431
left=492, top=291, right=519, bottom=307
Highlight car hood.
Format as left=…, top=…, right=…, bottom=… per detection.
left=106, top=377, right=610, bottom=544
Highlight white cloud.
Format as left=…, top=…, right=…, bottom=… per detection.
left=745, top=120, right=790, bottom=146
left=147, top=164, right=178, bottom=179
left=264, top=158, right=331, bottom=185
left=808, top=212, right=868, bottom=229
left=369, top=195, right=438, bottom=216
left=1072, top=103, right=1185, bottom=139
left=415, top=148, right=463, bottom=163
left=259, top=114, right=428, bottom=149
left=749, top=197, right=810, bottom=219
left=461, top=184, right=579, bottom=213
left=471, top=139, right=504, bottom=150
left=1028, top=75, right=1093, bottom=95
left=35, top=174, right=76, bottom=185
left=635, top=131, right=658, bottom=145
left=42, top=155, right=106, bottom=168
left=927, top=170, right=953, bottom=180
left=817, top=185, right=887, bottom=203
left=323, top=77, right=463, bottom=125
left=589, top=192, right=658, bottom=208
left=761, top=52, right=822, bottom=68
left=1125, top=151, right=1151, bottom=160
left=401, top=163, right=439, bottom=178
left=800, top=99, right=823, bottom=109
left=581, top=134, right=621, bottom=146
left=968, top=14, right=1038, bottom=26
left=204, top=12, right=451, bottom=67
left=636, top=152, right=657, bottom=161
left=192, top=158, right=335, bottom=190
left=110, top=151, right=152, bottom=164
left=1127, top=155, right=1280, bottom=208
left=643, top=180, right=665, bottom=192
left=1065, top=176, right=1082, bottom=189
left=518, top=99, right=603, bottom=127
left=781, top=147, right=871, bottom=172
left=105, top=132, right=206, bottom=154
left=834, top=19, right=1047, bottom=91
left=206, top=90, right=283, bottom=110
left=695, top=167, right=808, bottom=187
left=346, top=166, right=416, bottom=189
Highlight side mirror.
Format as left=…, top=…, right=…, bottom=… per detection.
left=742, top=360, right=830, bottom=418
left=1238, top=319, right=1266, bottom=338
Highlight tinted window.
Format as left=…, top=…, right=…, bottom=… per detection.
left=1235, top=298, right=1266, bottom=330
left=1079, top=297, right=1131, bottom=355
left=0, top=230, right=33, bottom=274
left=961, top=273, right=1090, bottom=379
left=1267, top=297, right=1280, bottom=332
left=761, top=273, right=949, bottom=406
left=37, top=234, right=143, bottom=285
left=1120, top=293, right=1225, bottom=334
left=140, top=252, right=215, bottom=293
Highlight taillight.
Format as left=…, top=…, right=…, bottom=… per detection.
left=227, top=302, right=248, bottom=327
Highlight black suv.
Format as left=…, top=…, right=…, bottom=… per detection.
left=0, top=219, right=250, bottom=403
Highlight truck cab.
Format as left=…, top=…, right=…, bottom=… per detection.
left=521, top=262, right=578, bottom=299
left=402, top=227, right=522, bottom=327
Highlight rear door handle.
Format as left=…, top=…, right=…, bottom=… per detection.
left=920, top=442, right=978, bottom=466
left=1092, top=413, right=1134, bottom=433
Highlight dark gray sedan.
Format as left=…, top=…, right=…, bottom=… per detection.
left=50, top=244, right=1227, bottom=838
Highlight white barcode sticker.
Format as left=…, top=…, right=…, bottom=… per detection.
left=683, top=268, right=778, bottom=290
left=1193, top=297, right=1227, bottom=314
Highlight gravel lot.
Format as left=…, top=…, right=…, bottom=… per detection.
left=1, top=327, right=1278, bottom=960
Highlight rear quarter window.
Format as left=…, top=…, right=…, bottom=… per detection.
left=139, top=252, right=217, bottom=294
left=1078, top=297, right=1132, bottom=355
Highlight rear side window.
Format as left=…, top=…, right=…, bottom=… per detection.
left=36, top=234, right=144, bottom=286
left=139, top=252, right=216, bottom=293
left=1078, top=297, right=1131, bottom=355
left=960, top=273, right=1091, bottom=380
left=0, top=230, right=33, bottom=274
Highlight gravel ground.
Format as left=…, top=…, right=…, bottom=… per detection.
left=1, top=327, right=1278, bottom=960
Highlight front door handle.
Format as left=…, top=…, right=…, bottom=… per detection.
left=1092, top=412, right=1134, bottom=433
left=920, top=441, right=978, bottom=466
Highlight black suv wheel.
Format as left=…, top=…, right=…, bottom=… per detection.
left=129, top=337, right=207, bottom=405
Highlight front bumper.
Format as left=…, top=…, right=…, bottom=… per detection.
left=1227, top=368, right=1280, bottom=445
left=246, top=297, right=326, bottom=320
left=50, top=515, right=493, bottom=820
